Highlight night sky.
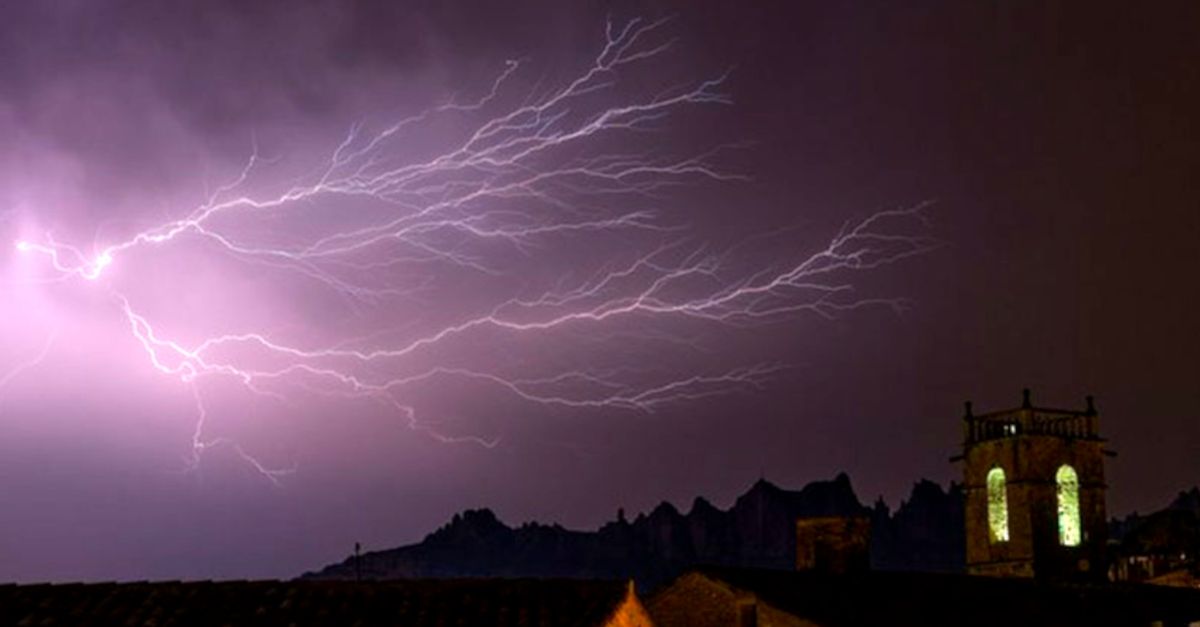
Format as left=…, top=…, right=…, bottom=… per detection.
left=1, top=1, right=1197, bottom=582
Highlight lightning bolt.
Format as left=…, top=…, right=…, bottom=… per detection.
left=0, top=330, right=59, bottom=392
left=9, top=18, right=936, bottom=483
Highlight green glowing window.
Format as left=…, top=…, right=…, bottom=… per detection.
left=1056, top=465, right=1081, bottom=546
left=986, top=467, right=1009, bottom=543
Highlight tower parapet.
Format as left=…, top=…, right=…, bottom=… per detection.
left=958, top=389, right=1110, bottom=581
left=964, top=392, right=1101, bottom=445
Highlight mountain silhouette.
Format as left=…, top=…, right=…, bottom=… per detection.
left=1110, top=485, right=1200, bottom=544
left=303, top=473, right=966, bottom=587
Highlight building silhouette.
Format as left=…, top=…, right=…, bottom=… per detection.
left=958, top=389, right=1110, bottom=580
left=794, top=515, right=871, bottom=574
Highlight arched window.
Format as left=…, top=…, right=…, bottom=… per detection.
left=1056, top=465, right=1082, bottom=546
left=986, top=467, right=1010, bottom=543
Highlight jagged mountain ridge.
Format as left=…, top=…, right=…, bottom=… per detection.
left=1109, top=486, right=1200, bottom=543
left=870, top=479, right=965, bottom=573
left=302, top=473, right=966, bottom=586
left=1168, top=487, right=1200, bottom=515
left=1108, top=487, right=1200, bottom=560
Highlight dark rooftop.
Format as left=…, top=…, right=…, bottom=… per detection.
left=689, top=567, right=1200, bottom=627
left=0, top=578, right=632, bottom=627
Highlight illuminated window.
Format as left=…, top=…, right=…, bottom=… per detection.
left=986, top=467, right=1009, bottom=543
left=1056, top=465, right=1081, bottom=546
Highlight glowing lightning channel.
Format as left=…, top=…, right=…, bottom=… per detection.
left=12, top=17, right=936, bottom=483
left=0, top=331, right=59, bottom=392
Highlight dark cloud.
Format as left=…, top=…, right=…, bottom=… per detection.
left=0, top=1, right=1197, bottom=582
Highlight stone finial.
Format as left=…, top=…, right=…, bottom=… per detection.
left=1086, top=395, right=1096, bottom=415
left=1022, top=388, right=1032, bottom=409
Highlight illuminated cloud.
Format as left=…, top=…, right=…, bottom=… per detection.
left=5, top=17, right=931, bottom=483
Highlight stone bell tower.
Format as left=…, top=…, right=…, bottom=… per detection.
left=957, top=389, right=1110, bottom=581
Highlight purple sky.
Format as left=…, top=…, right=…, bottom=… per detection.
left=0, top=1, right=1197, bottom=582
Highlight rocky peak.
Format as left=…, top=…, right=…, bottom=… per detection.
left=425, top=508, right=511, bottom=546
left=1169, top=487, right=1200, bottom=514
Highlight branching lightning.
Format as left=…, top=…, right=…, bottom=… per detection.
left=9, top=18, right=936, bottom=482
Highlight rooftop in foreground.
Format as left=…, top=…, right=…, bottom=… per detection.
left=0, top=577, right=646, bottom=627
left=650, top=567, right=1200, bottom=627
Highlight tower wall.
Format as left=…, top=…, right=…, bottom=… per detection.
left=960, top=395, right=1109, bottom=581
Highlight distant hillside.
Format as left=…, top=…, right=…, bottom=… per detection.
left=1110, top=487, right=1200, bottom=559
left=302, top=474, right=966, bottom=587
left=1168, top=487, right=1200, bottom=515
left=1109, top=487, right=1200, bottom=543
